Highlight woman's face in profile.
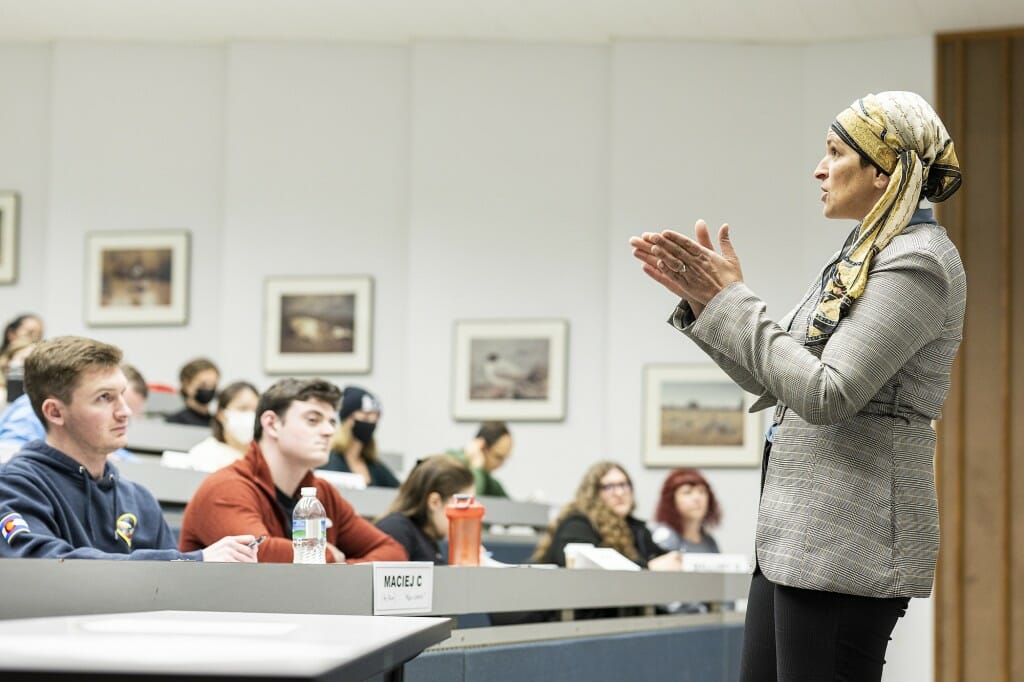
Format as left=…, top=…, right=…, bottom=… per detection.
left=598, top=468, right=634, bottom=518
left=814, top=131, right=889, bottom=222
left=674, top=483, right=709, bottom=524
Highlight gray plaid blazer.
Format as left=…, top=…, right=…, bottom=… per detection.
left=672, top=219, right=965, bottom=598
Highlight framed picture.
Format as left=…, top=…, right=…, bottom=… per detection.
left=0, top=191, right=19, bottom=284
left=85, top=231, right=190, bottom=326
left=264, top=275, right=373, bottom=375
left=452, top=319, right=568, bottom=421
left=643, top=364, right=762, bottom=468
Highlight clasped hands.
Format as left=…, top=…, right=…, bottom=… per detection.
left=629, top=220, right=744, bottom=316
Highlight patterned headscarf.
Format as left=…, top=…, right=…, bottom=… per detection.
left=807, top=91, right=962, bottom=345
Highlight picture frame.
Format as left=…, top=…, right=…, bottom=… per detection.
left=85, top=230, right=190, bottom=326
left=0, top=191, right=19, bottom=284
left=451, top=319, right=568, bottom=421
left=643, top=364, right=762, bottom=468
left=264, top=275, right=373, bottom=375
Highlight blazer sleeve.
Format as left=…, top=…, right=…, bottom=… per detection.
left=683, top=247, right=950, bottom=425
left=669, top=301, right=775, bottom=405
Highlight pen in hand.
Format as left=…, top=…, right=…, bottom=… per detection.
left=248, top=535, right=267, bottom=549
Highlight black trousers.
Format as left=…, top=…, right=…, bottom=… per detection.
left=738, top=570, right=909, bottom=682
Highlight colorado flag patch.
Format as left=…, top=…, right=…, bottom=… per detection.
left=1, top=512, right=29, bottom=543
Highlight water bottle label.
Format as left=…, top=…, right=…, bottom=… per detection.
left=292, top=518, right=326, bottom=541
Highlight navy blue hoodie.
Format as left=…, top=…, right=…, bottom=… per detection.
left=0, top=440, right=203, bottom=560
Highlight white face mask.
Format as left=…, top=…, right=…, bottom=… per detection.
left=223, top=410, right=255, bottom=445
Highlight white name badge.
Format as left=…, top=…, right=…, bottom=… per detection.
left=372, top=562, right=434, bottom=615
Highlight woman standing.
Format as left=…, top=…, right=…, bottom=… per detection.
left=631, top=91, right=964, bottom=681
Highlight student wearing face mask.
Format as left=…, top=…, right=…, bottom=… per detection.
left=186, top=382, right=260, bottom=472
left=165, top=358, right=219, bottom=427
left=319, top=386, right=399, bottom=488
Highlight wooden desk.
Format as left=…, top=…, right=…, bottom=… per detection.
left=0, top=609, right=451, bottom=681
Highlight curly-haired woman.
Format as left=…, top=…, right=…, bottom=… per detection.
left=532, top=460, right=679, bottom=571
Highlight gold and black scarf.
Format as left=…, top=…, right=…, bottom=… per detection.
left=807, top=92, right=962, bottom=345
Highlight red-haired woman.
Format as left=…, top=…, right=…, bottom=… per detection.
left=650, top=468, right=721, bottom=555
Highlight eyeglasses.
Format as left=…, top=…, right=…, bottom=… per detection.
left=599, top=481, right=632, bottom=493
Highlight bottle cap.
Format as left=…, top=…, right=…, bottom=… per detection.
left=300, top=486, right=318, bottom=497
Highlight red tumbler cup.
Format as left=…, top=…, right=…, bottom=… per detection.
left=445, top=494, right=485, bottom=566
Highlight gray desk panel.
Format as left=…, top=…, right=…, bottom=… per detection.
left=0, top=560, right=748, bottom=622
left=125, top=418, right=209, bottom=454
left=0, top=609, right=451, bottom=681
left=116, top=457, right=553, bottom=528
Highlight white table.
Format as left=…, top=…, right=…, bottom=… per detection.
left=0, top=609, right=451, bottom=681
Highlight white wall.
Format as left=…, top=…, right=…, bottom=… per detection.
left=0, top=45, right=50, bottom=317
left=45, top=43, right=226, bottom=365
left=407, top=42, right=609, bottom=497
left=0, top=36, right=936, bottom=679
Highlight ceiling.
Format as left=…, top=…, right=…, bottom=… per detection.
left=1, top=0, right=1022, bottom=45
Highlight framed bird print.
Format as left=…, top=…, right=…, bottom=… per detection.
left=451, top=319, right=568, bottom=421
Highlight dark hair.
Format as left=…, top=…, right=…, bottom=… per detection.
left=654, top=468, right=722, bottom=536
left=475, top=421, right=510, bottom=447
left=254, top=378, right=341, bottom=442
left=178, top=357, right=219, bottom=397
left=211, top=381, right=260, bottom=443
left=386, top=455, right=475, bottom=537
left=121, top=364, right=148, bottom=399
left=24, top=336, right=123, bottom=430
left=1, top=314, right=42, bottom=356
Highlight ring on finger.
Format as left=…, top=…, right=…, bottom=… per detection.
left=674, top=262, right=687, bottom=274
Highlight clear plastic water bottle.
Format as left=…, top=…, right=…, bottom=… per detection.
left=292, top=486, right=326, bottom=564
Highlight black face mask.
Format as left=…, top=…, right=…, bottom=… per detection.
left=193, top=387, right=216, bottom=405
left=351, top=420, right=377, bottom=444
left=5, top=378, right=24, bottom=402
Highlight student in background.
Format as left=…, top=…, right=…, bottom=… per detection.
left=532, top=460, right=679, bottom=571
left=178, top=378, right=405, bottom=563
left=165, top=357, right=219, bottom=427
left=0, top=314, right=44, bottom=404
left=186, top=381, right=260, bottom=472
left=651, top=467, right=724, bottom=614
left=0, top=336, right=255, bottom=562
left=448, top=421, right=513, bottom=498
left=650, top=467, right=722, bottom=555
left=375, top=455, right=476, bottom=564
left=319, top=386, right=399, bottom=488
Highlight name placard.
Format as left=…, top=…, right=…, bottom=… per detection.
left=372, top=562, right=434, bottom=615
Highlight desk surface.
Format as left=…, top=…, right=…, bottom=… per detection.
left=0, top=609, right=451, bottom=681
left=0, top=560, right=749, bottom=621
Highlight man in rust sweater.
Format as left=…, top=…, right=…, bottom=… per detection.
left=179, top=378, right=405, bottom=563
